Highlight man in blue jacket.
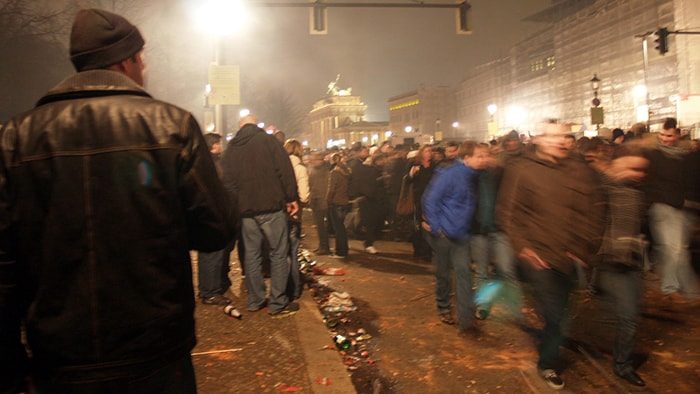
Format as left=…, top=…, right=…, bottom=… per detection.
left=422, top=141, right=488, bottom=337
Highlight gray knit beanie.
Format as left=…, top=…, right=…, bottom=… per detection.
left=70, top=8, right=145, bottom=72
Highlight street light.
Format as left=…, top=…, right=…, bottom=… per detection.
left=195, top=0, right=248, bottom=138
left=590, top=74, right=604, bottom=130
left=590, top=74, right=601, bottom=107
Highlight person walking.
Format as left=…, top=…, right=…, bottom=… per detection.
left=497, top=122, right=605, bottom=390
left=422, top=141, right=488, bottom=336
left=221, top=114, right=299, bottom=316
left=0, top=9, right=232, bottom=393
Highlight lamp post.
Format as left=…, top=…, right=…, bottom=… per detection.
left=590, top=74, right=604, bottom=130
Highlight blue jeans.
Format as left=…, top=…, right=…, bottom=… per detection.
left=32, top=354, right=196, bottom=394
left=429, top=234, right=474, bottom=330
left=524, top=266, right=574, bottom=370
left=287, top=219, right=301, bottom=299
left=596, top=269, right=642, bottom=369
left=197, top=244, right=232, bottom=299
left=471, top=232, right=522, bottom=314
left=241, top=210, right=291, bottom=313
left=328, top=204, right=349, bottom=256
left=648, top=203, right=700, bottom=297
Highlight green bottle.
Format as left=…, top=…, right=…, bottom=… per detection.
left=333, top=334, right=351, bottom=350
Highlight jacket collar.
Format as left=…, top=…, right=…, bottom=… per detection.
left=36, top=70, right=151, bottom=107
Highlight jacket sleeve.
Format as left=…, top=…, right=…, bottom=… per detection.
left=293, top=159, right=310, bottom=204
left=0, top=123, right=30, bottom=392
left=178, top=115, right=234, bottom=252
left=271, top=141, right=299, bottom=203
left=495, top=164, right=526, bottom=255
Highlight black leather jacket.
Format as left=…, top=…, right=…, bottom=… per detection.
left=0, top=70, right=232, bottom=386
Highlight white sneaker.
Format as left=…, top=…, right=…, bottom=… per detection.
left=365, top=246, right=378, bottom=254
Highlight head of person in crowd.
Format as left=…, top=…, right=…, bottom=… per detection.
left=432, top=146, right=445, bottom=163
left=379, top=140, right=394, bottom=154
left=309, top=151, right=326, bottom=168
left=563, top=134, right=576, bottom=154
left=273, top=130, right=286, bottom=145
left=284, top=138, right=304, bottom=159
left=659, top=117, right=681, bottom=147
left=393, top=144, right=410, bottom=159
left=606, top=143, right=649, bottom=183
left=69, top=8, right=146, bottom=85
left=502, top=130, right=521, bottom=153
left=460, top=140, right=489, bottom=171
left=330, top=152, right=347, bottom=169
left=629, top=122, right=647, bottom=139
left=580, top=137, right=608, bottom=167
left=414, top=144, right=433, bottom=167
left=534, top=121, right=572, bottom=163
left=239, top=113, right=258, bottom=128
left=444, top=141, right=460, bottom=161
left=611, top=128, right=625, bottom=145
left=204, top=133, right=223, bottom=156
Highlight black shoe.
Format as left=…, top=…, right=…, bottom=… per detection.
left=615, top=369, right=645, bottom=386
left=538, top=369, right=565, bottom=390
left=269, top=301, right=300, bottom=317
left=202, top=294, right=232, bottom=306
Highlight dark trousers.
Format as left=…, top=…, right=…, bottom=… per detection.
left=32, top=354, right=196, bottom=394
left=328, top=204, right=349, bottom=256
left=595, top=269, right=642, bottom=370
left=524, top=266, right=574, bottom=370
left=359, top=198, right=383, bottom=248
left=310, top=198, right=330, bottom=252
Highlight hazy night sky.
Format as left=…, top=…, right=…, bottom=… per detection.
left=1, top=0, right=553, bottom=126
left=198, top=0, right=553, bottom=121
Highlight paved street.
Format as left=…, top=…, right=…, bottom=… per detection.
left=191, top=215, right=700, bottom=393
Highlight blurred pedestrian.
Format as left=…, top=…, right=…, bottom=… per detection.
left=422, top=141, right=488, bottom=336
left=197, top=132, right=235, bottom=306
left=408, top=144, right=436, bottom=260
left=308, top=151, right=331, bottom=255
left=284, top=139, right=309, bottom=300
left=327, top=153, right=351, bottom=258
left=222, top=114, right=300, bottom=316
left=0, top=8, right=232, bottom=393
left=590, top=144, right=649, bottom=387
left=497, top=121, right=605, bottom=390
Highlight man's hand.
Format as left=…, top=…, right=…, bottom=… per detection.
left=519, top=247, right=550, bottom=270
left=421, top=220, right=431, bottom=232
left=286, top=201, right=299, bottom=217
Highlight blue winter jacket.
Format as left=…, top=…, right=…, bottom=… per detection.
left=422, top=161, right=478, bottom=241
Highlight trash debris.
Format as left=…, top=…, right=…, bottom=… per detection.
left=275, top=383, right=301, bottom=392
left=333, top=334, right=352, bottom=350
left=323, top=305, right=358, bottom=313
left=313, top=266, right=346, bottom=276
left=315, top=377, right=332, bottom=386
left=223, top=305, right=242, bottom=319
left=355, top=334, right=372, bottom=341
left=326, top=291, right=353, bottom=306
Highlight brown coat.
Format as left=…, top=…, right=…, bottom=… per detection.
left=496, top=152, right=605, bottom=276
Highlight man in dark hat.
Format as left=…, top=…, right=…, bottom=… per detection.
left=0, top=9, right=231, bottom=393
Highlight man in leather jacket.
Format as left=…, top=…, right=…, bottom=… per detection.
left=0, top=9, right=232, bottom=393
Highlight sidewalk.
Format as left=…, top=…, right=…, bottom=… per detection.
left=191, top=252, right=355, bottom=393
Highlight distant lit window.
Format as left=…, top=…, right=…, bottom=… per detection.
left=546, top=56, right=555, bottom=68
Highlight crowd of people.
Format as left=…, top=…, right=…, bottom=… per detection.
left=1, top=7, right=699, bottom=394
left=295, top=119, right=700, bottom=390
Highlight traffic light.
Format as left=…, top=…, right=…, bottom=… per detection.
left=654, top=27, right=669, bottom=55
left=456, top=1, right=471, bottom=35
left=310, top=3, right=327, bottom=35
